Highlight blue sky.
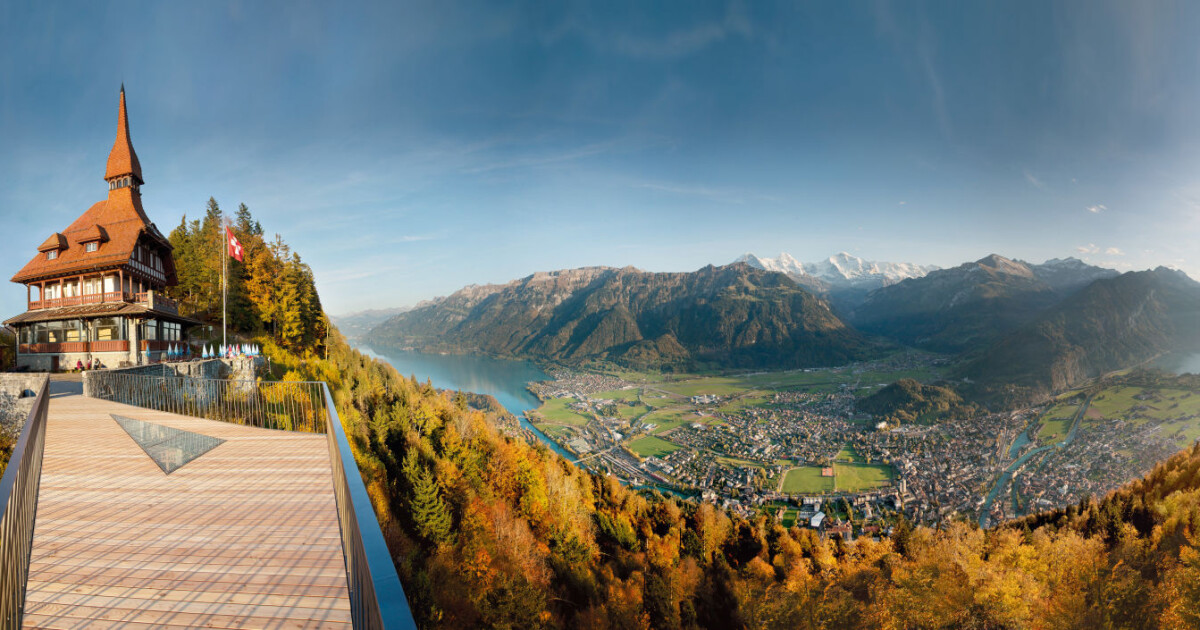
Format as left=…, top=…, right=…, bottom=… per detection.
left=1, top=1, right=1198, bottom=316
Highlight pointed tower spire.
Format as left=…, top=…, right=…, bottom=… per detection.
left=105, top=85, right=143, bottom=187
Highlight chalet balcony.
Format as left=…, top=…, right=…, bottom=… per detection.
left=28, top=291, right=178, bottom=315
left=19, top=340, right=131, bottom=354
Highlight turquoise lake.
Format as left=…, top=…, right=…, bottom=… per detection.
left=354, top=345, right=574, bottom=460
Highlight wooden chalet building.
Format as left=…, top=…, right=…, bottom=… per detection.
left=4, top=87, right=197, bottom=370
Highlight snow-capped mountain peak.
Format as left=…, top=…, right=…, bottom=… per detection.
left=736, top=252, right=938, bottom=290
left=736, top=252, right=808, bottom=277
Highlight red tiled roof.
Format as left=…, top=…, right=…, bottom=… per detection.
left=38, top=233, right=67, bottom=252
left=12, top=88, right=174, bottom=285
left=12, top=188, right=171, bottom=283
left=75, top=225, right=109, bottom=244
left=105, top=87, right=143, bottom=184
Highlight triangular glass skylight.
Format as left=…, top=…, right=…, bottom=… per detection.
left=111, top=414, right=225, bottom=474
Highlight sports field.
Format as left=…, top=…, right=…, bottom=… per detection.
left=833, top=463, right=893, bottom=491
left=629, top=435, right=682, bottom=458
left=1036, top=402, right=1079, bottom=444
left=534, top=397, right=590, bottom=426
left=781, top=462, right=893, bottom=493
left=781, top=466, right=835, bottom=493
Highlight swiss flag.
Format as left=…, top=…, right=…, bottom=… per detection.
left=227, top=227, right=244, bottom=262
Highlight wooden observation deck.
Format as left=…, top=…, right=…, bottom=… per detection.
left=0, top=371, right=412, bottom=629
left=22, top=383, right=351, bottom=628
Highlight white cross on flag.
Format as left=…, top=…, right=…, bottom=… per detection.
left=226, top=227, right=244, bottom=262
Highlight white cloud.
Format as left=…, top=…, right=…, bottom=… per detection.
left=1086, top=204, right=1107, bottom=213
left=898, top=201, right=907, bottom=206
left=1076, top=243, right=1100, bottom=254
left=1105, top=247, right=1124, bottom=256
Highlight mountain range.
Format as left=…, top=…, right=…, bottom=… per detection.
left=369, top=264, right=876, bottom=370
left=367, top=253, right=1199, bottom=402
left=849, top=254, right=1120, bottom=353
left=963, top=266, right=1200, bottom=394
left=331, top=306, right=411, bottom=339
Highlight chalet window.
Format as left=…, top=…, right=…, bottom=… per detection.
left=141, top=320, right=158, bottom=341
left=95, top=317, right=123, bottom=341
left=161, top=321, right=181, bottom=341
left=33, top=320, right=81, bottom=344
left=46, top=250, right=57, bottom=260
left=86, top=242, right=98, bottom=253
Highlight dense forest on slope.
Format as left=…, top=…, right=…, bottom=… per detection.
left=277, top=329, right=1200, bottom=629
left=370, top=264, right=877, bottom=370
left=856, top=378, right=976, bottom=424
left=165, top=198, right=326, bottom=350
left=169, top=211, right=1200, bottom=628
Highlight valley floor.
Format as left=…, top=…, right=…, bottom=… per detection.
left=527, top=359, right=1200, bottom=536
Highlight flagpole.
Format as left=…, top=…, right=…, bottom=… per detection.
left=222, top=221, right=227, bottom=352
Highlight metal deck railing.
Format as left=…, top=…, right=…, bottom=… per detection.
left=86, top=370, right=326, bottom=433
left=0, top=370, right=418, bottom=630
left=0, top=377, right=49, bottom=629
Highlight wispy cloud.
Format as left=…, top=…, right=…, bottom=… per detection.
left=1105, top=246, right=1124, bottom=255
left=633, top=180, right=778, bottom=205
left=1024, top=170, right=1046, bottom=190
left=461, top=140, right=620, bottom=174
left=898, top=201, right=907, bottom=206
left=917, top=23, right=951, bottom=139
left=1077, top=243, right=1099, bottom=254
left=320, top=262, right=411, bottom=284
left=1086, top=204, right=1106, bottom=213
left=609, top=4, right=753, bottom=59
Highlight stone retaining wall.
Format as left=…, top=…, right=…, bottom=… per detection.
left=0, top=374, right=47, bottom=440
left=82, top=357, right=264, bottom=397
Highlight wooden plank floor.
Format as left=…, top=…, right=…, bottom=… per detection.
left=23, top=391, right=352, bottom=629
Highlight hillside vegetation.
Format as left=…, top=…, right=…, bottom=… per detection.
left=166, top=198, right=326, bottom=350
left=172, top=210, right=1200, bottom=628
left=279, top=329, right=1200, bottom=629
left=856, top=378, right=976, bottom=424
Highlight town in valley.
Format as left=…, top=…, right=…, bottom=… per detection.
left=525, top=357, right=1200, bottom=538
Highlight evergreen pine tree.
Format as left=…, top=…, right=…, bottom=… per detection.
left=404, top=453, right=453, bottom=545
